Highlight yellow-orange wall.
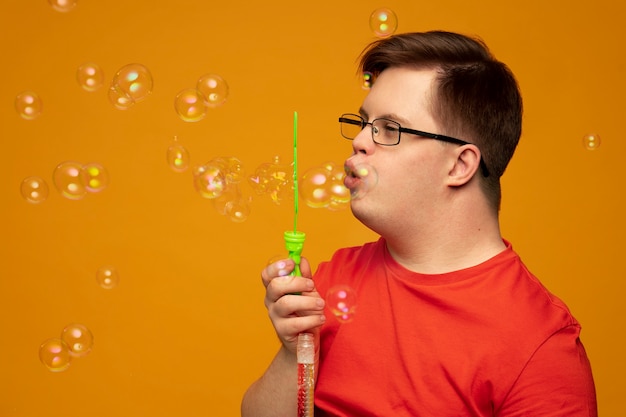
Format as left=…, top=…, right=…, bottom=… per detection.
left=1, top=0, right=623, bottom=415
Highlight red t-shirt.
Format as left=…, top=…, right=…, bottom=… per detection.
left=313, top=238, right=597, bottom=416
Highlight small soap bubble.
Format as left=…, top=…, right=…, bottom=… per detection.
left=212, top=185, right=240, bottom=216
left=225, top=198, right=252, bottom=223
left=48, top=0, right=77, bottom=13
left=362, top=72, right=373, bottom=89
left=76, top=62, right=104, bottom=92
left=326, top=285, right=357, bottom=323
left=15, top=91, right=43, bottom=120
left=174, top=88, right=208, bottom=122
left=197, top=73, right=229, bottom=107
left=167, top=143, right=190, bottom=172
left=369, top=8, right=398, bottom=37
left=193, top=162, right=226, bottom=199
left=39, top=338, right=71, bottom=372
left=61, top=323, right=93, bottom=357
left=81, top=163, right=109, bottom=193
left=53, top=161, right=88, bottom=200
left=96, top=265, right=119, bottom=289
left=21, top=176, right=49, bottom=204
left=300, top=166, right=332, bottom=208
left=346, top=162, right=379, bottom=200
left=583, top=133, right=601, bottom=150
left=110, top=63, right=153, bottom=108
left=225, top=157, right=245, bottom=183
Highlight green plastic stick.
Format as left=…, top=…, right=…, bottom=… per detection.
left=284, top=111, right=305, bottom=277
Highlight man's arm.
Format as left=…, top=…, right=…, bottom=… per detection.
left=241, top=345, right=298, bottom=417
left=241, top=257, right=325, bottom=417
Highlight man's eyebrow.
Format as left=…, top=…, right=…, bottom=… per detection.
left=359, top=107, right=411, bottom=125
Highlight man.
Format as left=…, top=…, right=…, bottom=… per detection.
left=241, top=31, right=597, bottom=416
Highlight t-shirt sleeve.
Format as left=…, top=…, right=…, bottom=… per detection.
left=498, top=325, right=597, bottom=416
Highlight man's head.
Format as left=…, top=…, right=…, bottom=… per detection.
left=359, top=31, right=523, bottom=211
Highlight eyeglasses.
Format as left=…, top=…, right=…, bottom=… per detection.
left=338, top=113, right=490, bottom=177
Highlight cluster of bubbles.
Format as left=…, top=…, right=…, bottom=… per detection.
left=108, top=63, right=154, bottom=110
left=53, top=161, right=109, bottom=200
left=248, top=155, right=295, bottom=205
left=326, top=285, right=358, bottom=323
left=192, top=156, right=252, bottom=223
left=20, top=161, right=109, bottom=203
left=299, top=162, right=350, bottom=211
left=185, top=155, right=251, bottom=223
left=39, top=323, right=93, bottom=372
left=48, top=0, right=77, bottom=13
left=164, top=138, right=385, bottom=222
left=174, top=73, right=229, bottom=122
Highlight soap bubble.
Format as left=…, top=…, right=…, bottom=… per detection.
left=326, top=285, right=357, bottom=323
left=174, top=88, right=208, bottom=122
left=583, top=133, right=601, bottom=150
left=224, top=157, right=245, bottom=183
left=326, top=162, right=351, bottom=210
left=76, top=62, right=104, bottom=92
left=300, top=166, right=332, bottom=208
left=61, top=323, right=93, bottom=357
left=193, top=162, right=227, bottom=199
left=167, top=142, right=190, bottom=172
left=109, top=63, right=153, bottom=109
left=96, top=265, right=119, bottom=289
left=225, top=198, right=252, bottom=223
left=345, top=162, right=378, bottom=200
left=369, top=8, right=398, bottom=37
left=362, top=72, right=373, bottom=89
left=48, top=0, right=77, bottom=12
left=15, top=91, right=43, bottom=120
left=39, top=338, right=71, bottom=372
left=53, top=161, right=88, bottom=200
left=197, top=73, right=229, bottom=107
left=108, top=84, right=134, bottom=110
left=81, top=163, right=109, bottom=193
left=21, top=176, right=49, bottom=204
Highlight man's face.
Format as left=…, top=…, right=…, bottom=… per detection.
left=344, top=66, right=454, bottom=234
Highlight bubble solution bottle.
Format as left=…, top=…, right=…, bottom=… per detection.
left=297, top=332, right=315, bottom=417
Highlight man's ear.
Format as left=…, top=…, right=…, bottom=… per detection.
left=447, top=145, right=482, bottom=187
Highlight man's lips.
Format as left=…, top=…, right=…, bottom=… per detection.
left=343, top=163, right=361, bottom=190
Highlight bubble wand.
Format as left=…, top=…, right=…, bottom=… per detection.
left=282, top=112, right=314, bottom=417
left=283, top=111, right=306, bottom=276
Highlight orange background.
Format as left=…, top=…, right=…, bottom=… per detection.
left=1, top=0, right=623, bottom=416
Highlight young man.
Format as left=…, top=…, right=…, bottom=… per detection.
left=241, top=31, right=597, bottom=416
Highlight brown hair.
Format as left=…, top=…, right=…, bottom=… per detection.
left=359, top=31, right=523, bottom=211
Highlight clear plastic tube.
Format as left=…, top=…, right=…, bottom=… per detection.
left=297, top=333, right=315, bottom=417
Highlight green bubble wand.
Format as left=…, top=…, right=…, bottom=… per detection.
left=284, top=111, right=306, bottom=277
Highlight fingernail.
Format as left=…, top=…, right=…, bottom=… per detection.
left=316, top=298, right=325, bottom=308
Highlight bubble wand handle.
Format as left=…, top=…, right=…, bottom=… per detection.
left=284, top=111, right=306, bottom=277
